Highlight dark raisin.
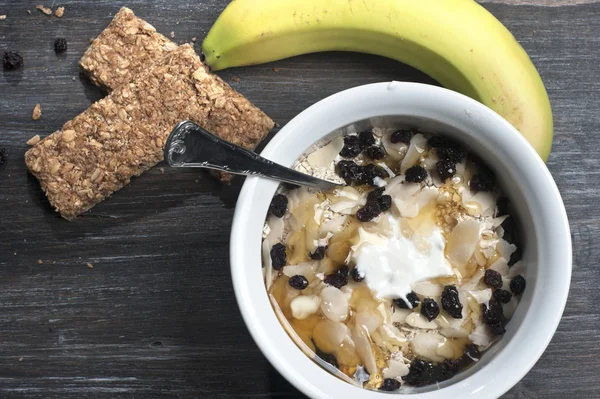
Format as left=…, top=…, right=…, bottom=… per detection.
left=482, top=299, right=506, bottom=335
left=436, top=360, right=459, bottom=382
left=364, top=145, right=385, bottom=160
left=270, top=243, right=286, bottom=270
left=356, top=200, right=381, bottom=222
left=420, top=298, right=440, bottom=321
left=363, top=164, right=387, bottom=183
left=403, top=358, right=435, bottom=386
left=380, top=378, right=401, bottom=391
left=367, top=187, right=385, bottom=202
left=436, top=159, right=457, bottom=182
left=309, top=246, right=327, bottom=260
left=3, top=51, right=23, bottom=70
left=288, top=275, right=309, bottom=290
left=390, top=129, right=413, bottom=144
left=437, top=146, right=465, bottom=163
left=496, top=197, right=509, bottom=216
left=358, top=130, right=376, bottom=149
left=0, top=148, right=6, bottom=165
left=337, top=265, right=349, bottom=277
left=339, top=135, right=362, bottom=158
left=405, top=165, right=428, bottom=183
left=351, top=267, right=365, bottom=282
left=268, top=194, right=288, bottom=218
left=54, top=38, right=68, bottom=54
left=493, top=289, right=513, bottom=304
left=469, top=170, right=495, bottom=192
left=510, top=275, right=526, bottom=295
left=500, top=216, right=517, bottom=244
left=464, top=344, right=481, bottom=361
left=483, top=269, right=503, bottom=289
left=508, top=247, right=522, bottom=266
left=336, top=160, right=365, bottom=185
left=394, top=292, right=420, bottom=309
left=488, top=320, right=507, bottom=335
left=315, top=347, right=338, bottom=369
left=377, top=195, right=392, bottom=212
left=441, top=285, right=463, bottom=319
left=324, top=273, right=348, bottom=289
left=428, top=136, right=460, bottom=149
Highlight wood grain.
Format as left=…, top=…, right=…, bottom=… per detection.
left=1, top=1, right=599, bottom=398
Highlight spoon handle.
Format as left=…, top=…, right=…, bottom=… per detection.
left=163, top=121, right=340, bottom=191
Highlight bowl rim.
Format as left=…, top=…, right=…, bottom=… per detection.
left=230, top=82, right=571, bottom=399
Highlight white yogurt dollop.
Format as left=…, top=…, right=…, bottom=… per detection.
left=351, top=215, right=452, bottom=303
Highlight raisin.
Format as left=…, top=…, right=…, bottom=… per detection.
left=351, top=267, right=365, bottom=282
left=482, top=299, right=507, bottom=335
left=3, top=51, right=23, bottom=70
left=377, top=195, right=392, bottom=212
left=488, top=320, right=507, bottom=335
left=324, top=272, right=348, bottom=289
left=441, top=285, right=463, bottom=319
left=356, top=200, right=381, bottom=222
left=336, top=160, right=365, bottom=185
left=437, top=146, right=465, bottom=163
left=270, top=243, right=286, bottom=270
left=469, top=170, right=495, bottom=192
left=436, top=360, right=459, bottom=382
left=428, top=136, right=460, bottom=149
left=380, top=378, right=401, bottom=391
left=508, top=247, right=522, bottom=266
left=420, top=298, right=440, bottom=321
left=315, top=347, right=338, bottom=369
left=390, top=129, right=413, bottom=144
left=364, top=145, right=385, bottom=160
left=337, top=265, right=349, bottom=277
left=394, top=292, right=420, bottom=309
left=510, top=275, right=526, bottom=295
left=464, top=344, right=481, bottom=361
left=0, top=148, right=6, bottom=165
left=309, top=246, right=327, bottom=260
left=405, top=165, right=428, bottom=183
left=403, top=358, right=435, bottom=386
left=268, top=194, right=288, bottom=218
left=501, top=216, right=517, bottom=244
left=363, top=163, right=387, bottom=183
left=483, top=269, right=503, bottom=289
left=436, top=159, right=457, bottom=182
left=496, top=197, right=510, bottom=216
left=339, top=135, right=361, bottom=158
left=288, top=275, right=309, bottom=290
left=358, top=130, right=376, bottom=149
left=54, top=38, right=67, bottom=54
left=493, top=289, right=513, bottom=304
left=366, top=187, right=385, bottom=202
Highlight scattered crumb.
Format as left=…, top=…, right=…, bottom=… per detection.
left=32, top=104, right=42, bottom=120
left=37, top=259, right=43, bottom=264
left=273, top=67, right=280, bottom=73
left=55, top=6, right=64, bottom=17
left=52, top=261, right=56, bottom=264
left=159, top=167, right=164, bottom=174
left=232, top=76, right=241, bottom=82
left=89, top=38, right=94, bottom=44
left=19, top=357, right=23, bottom=362
left=27, top=135, right=41, bottom=146
left=170, top=31, right=175, bottom=38
left=191, top=37, right=197, bottom=42
left=27, top=10, right=31, bottom=15
left=176, top=21, right=179, bottom=25
left=0, top=15, right=6, bottom=20
left=274, top=122, right=281, bottom=128
left=87, top=263, right=94, bottom=269
left=36, top=5, right=52, bottom=15
left=72, top=76, right=76, bottom=81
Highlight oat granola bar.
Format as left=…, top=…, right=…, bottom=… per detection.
left=25, top=45, right=273, bottom=219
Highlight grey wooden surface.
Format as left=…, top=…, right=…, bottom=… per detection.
left=0, top=1, right=598, bottom=398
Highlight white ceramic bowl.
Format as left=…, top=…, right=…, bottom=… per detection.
left=230, top=82, right=571, bottom=399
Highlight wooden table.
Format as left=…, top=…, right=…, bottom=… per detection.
left=0, top=1, right=598, bottom=398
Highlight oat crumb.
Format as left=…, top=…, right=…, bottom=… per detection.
left=273, top=67, right=280, bottom=73
left=19, top=356, right=23, bottom=362
left=159, top=167, right=164, bottom=174
left=232, top=77, right=241, bottom=82
left=72, top=76, right=76, bottom=81
left=170, top=31, right=175, bottom=38
left=32, top=104, right=42, bottom=120
left=36, top=5, right=52, bottom=15
left=0, top=15, right=6, bottom=20
left=191, top=37, right=197, bottom=42
left=87, top=263, right=94, bottom=269
left=55, top=6, right=64, bottom=17
left=27, top=135, right=41, bottom=146
left=27, top=10, right=31, bottom=14
left=37, top=259, right=43, bottom=264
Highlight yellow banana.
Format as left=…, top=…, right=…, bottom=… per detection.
left=203, top=0, right=553, bottom=160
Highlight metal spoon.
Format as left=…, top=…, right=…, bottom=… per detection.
left=163, top=120, right=343, bottom=190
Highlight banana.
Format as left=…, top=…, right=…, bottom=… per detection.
left=202, top=0, right=553, bottom=160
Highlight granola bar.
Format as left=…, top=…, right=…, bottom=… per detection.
left=25, top=45, right=273, bottom=219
